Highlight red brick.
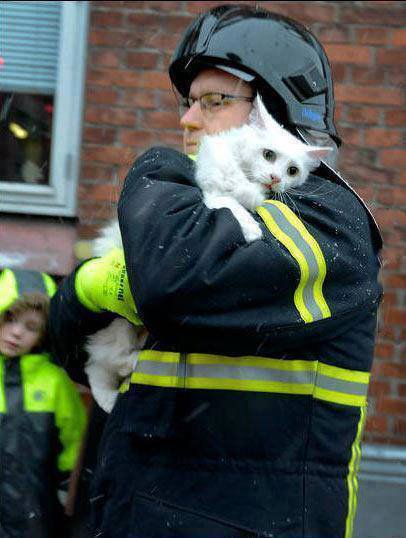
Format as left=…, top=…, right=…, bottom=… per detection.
left=77, top=223, right=103, bottom=240
left=365, top=128, right=401, bottom=148
left=331, top=64, right=348, bottom=83
left=352, top=67, right=386, bottom=86
left=78, top=201, right=116, bottom=221
left=119, top=130, right=156, bottom=147
left=384, top=274, right=406, bottom=289
left=346, top=106, right=381, bottom=125
left=385, top=109, right=406, bottom=126
left=377, top=397, right=406, bottom=415
left=91, top=10, right=125, bottom=28
left=89, top=30, right=135, bottom=47
left=340, top=127, right=361, bottom=146
left=375, top=343, right=396, bottom=361
left=340, top=6, right=406, bottom=27
left=335, top=84, right=402, bottom=106
left=78, top=183, right=118, bottom=203
left=399, top=384, right=406, bottom=398
left=158, top=131, right=184, bottom=148
left=377, top=48, right=406, bottom=66
left=392, top=28, right=406, bottom=46
left=125, top=52, right=160, bottom=70
left=380, top=246, right=405, bottom=270
left=158, top=90, right=180, bottom=110
left=386, top=309, right=406, bottom=326
left=244, top=2, right=337, bottom=23
left=127, top=13, right=193, bottom=33
left=355, top=27, right=390, bottom=45
left=368, top=380, right=391, bottom=397
left=120, top=90, right=157, bottom=109
left=90, top=50, right=121, bottom=68
left=82, top=146, right=135, bottom=166
left=325, top=44, right=372, bottom=65
left=317, top=25, right=350, bottom=43
left=380, top=150, right=406, bottom=167
left=394, top=418, right=406, bottom=436
left=386, top=66, right=406, bottom=87
left=87, top=69, right=170, bottom=90
left=141, top=110, right=179, bottom=129
left=80, top=164, right=112, bottom=182
left=365, top=415, right=388, bottom=434
left=86, top=88, right=120, bottom=105
left=376, top=209, right=406, bottom=229
left=378, top=188, right=406, bottom=206
left=85, top=106, right=137, bottom=127
left=377, top=326, right=396, bottom=340
left=83, top=127, right=116, bottom=144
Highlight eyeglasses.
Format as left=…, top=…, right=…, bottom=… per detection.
left=178, top=92, right=254, bottom=116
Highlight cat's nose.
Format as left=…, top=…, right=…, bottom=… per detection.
left=271, top=175, right=281, bottom=184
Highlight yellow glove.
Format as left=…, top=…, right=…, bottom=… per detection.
left=75, top=248, right=142, bottom=326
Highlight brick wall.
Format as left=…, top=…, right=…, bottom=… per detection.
left=80, top=1, right=405, bottom=445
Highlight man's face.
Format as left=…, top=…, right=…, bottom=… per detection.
left=180, top=68, right=254, bottom=155
left=0, top=309, right=44, bottom=358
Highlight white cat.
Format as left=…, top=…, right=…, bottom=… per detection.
left=84, top=220, right=147, bottom=413
left=195, top=95, right=332, bottom=242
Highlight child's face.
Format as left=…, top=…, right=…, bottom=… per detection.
left=0, top=309, right=45, bottom=358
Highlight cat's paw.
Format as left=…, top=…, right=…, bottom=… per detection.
left=241, top=218, right=263, bottom=243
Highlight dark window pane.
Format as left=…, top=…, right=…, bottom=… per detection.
left=0, top=92, right=53, bottom=185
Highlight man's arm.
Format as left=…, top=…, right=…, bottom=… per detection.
left=117, top=147, right=382, bottom=355
left=49, top=248, right=141, bottom=384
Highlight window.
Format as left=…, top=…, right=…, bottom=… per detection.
left=0, top=1, right=89, bottom=216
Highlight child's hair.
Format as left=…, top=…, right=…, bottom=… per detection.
left=0, top=292, right=50, bottom=349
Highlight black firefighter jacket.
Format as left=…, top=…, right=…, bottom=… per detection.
left=50, top=147, right=382, bottom=538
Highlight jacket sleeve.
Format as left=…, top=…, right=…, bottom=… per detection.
left=54, top=368, right=88, bottom=472
left=117, top=147, right=382, bottom=355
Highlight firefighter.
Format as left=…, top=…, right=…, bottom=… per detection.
left=0, top=268, right=87, bottom=537
left=49, top=5, right=382, bottom=537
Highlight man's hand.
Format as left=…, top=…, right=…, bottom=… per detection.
left=75, top=248, right=142, bottom=326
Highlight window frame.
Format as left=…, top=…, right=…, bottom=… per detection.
left=0, top=1, right=89, bottom=217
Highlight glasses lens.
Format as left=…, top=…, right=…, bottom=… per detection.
left=200, top=93, right=225, bottom=112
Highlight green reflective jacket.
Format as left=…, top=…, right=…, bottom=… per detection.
left=0, top=352, right=87, bottom=537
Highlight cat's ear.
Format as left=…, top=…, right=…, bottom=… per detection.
left=306, top=146, right=333, bottom=164
left=249, top=95, right=269, bottom=129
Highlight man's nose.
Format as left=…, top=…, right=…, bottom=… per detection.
left=180, top=101, right=202, bottom=130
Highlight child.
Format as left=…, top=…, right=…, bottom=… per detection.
left=0, top=268, right=87, bottom=538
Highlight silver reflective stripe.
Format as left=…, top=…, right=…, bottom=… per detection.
left=13, top=269, right=46, bottom=295
left=137, top=360, right=367, bottom=396
left=316, top=375, right=368, bottom=397
left=263, top=202, right=324, bottom=321
left=137, top=361, right=178, bottom=377
left=186, top=363, right=316, bottom=385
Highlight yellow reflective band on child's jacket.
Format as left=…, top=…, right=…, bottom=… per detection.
left=74, top=247, right=142, bottom=326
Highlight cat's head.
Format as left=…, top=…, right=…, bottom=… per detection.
left=247, top=96, right=332, bottom=192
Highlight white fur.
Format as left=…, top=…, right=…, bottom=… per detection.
left=84, top=219, right=146, bottom=413
left=195, top=95, right=332, bottom=242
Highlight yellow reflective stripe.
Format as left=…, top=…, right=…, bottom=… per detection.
left=131, top=372, right=180, bottom=388
left=187, top=353, right=317, bottom=372
left=257, top=200, right=331, bottom=323
left=318, top=363, right=370, bottom=385
left=345, top=406, right=366, bottom=538
left=271, top=200, right=331, bottom=319
left=313, top=388, right=367, bottom=407
left=128, top=351, right=370, bottom=407
left=138, top=350, right=180, bottom=363
left=257, top=205, right=312, bottom=321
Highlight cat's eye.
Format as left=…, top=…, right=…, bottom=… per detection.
left=287, top=166, right=299, bottom=176
left=263, top=149, right=276, bottom=162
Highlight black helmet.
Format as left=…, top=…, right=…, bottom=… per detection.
left=169, top=4, right=341, bottom=146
